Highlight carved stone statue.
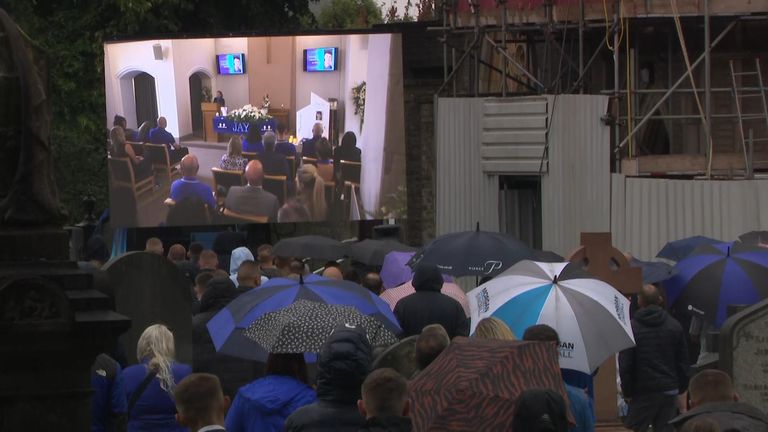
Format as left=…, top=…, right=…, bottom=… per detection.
left=0, top=8, right=66, bottom=227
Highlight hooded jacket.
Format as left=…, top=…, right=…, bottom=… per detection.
left=224, top=374, right=316, bottom=432
left=618, top=305, right=689, bottom=398
left=192, top=277, right=261, bottom=397
left=229, top=247, right=254, bottom=285
left=669, top=401, right=768, bottom=432
left=393, top=264, right=470, bottom=339
left=284, top=324, right=372, bottom=432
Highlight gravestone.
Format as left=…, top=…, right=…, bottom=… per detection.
left=103, top=251, right=193, bottom=364
left=566, top=232, right=642, bottom=423
left=720, top=299, right=768, bottom=413
left=371, top=335, right=418, bottom=378
left=0, top=8, right=129, bottom=431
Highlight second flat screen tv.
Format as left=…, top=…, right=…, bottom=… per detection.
left=304, top=47, right=338, bottom=72
left=217, top=53, right=245, bottom=75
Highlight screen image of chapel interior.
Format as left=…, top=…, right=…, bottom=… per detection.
left=104, top=33, right=405, bottom=227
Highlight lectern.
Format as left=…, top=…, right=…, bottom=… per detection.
left=201, top=102, right=220, bottom=142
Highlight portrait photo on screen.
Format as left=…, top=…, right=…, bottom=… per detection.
left=103, top=33, right=406, bottom=228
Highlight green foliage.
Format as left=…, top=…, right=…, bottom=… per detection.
left=1, top=0, right=317, bottom=223
left=318, top=0, right=383, bottom=29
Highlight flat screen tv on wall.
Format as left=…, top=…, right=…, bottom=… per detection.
left=217, top=53, right=245, bottom=75
left=303, top=47, right=338, bottom=72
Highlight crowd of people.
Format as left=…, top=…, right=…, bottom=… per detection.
left=85, top=235, right=768, bottom=432
left=108, top=114, right=363, bottom=225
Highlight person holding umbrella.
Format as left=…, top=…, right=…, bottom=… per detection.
left=619, top=285, right=690, bottom=432
left=393, top=264, right=469, bottom=339
left=285, top=323, right=372, bottom=432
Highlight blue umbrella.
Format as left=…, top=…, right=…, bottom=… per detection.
left=664, top=243, right=768, bottom=326
left=656, top=235, right=723, bottom=262
left=207, top=275, right=401, bottom=361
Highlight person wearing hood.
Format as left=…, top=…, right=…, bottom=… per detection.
left=192, top=276, right=261, bottom=398
left=284, top=323, right=372, bottom=432
left=229, top=246, right=267, bottom=286
left=619, top=284, right=689, bottom=432
left=225, top=353, right=315, bottom=431
left=393, top=264, right=470, bottom=339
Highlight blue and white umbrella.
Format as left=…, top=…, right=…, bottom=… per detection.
left=467, top=260, right=635, bottom=373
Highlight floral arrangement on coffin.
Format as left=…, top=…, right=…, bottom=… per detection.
left=226, top=94, right=272, bottom=123
left=352, top=82, right=366, bottom=132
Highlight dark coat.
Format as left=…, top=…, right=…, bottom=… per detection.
left=334, top=145, right=361, bottom=163
left=670, top=401, right=768, bottom=432
left=284, top=324, right=372, bottom=432
left=358, top=417, right=412, bottom=432
left=192, top=277, right=261, bottom=398
left=618, top=305, right=689, bottom=398
left=393, top=265, right=470, bottom=339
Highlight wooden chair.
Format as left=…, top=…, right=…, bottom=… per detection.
left=108, top=156, right=155, bottom=206
left=324, top=181, right=336, bottom=205
left=263, top=175, right=288, bottom=205
left=127, top=141, right=144, bottom=156
left=340, top=160, right=362, bottom=186
left=211, top=167, right=245, bottom=198
left=222, top=208, right=269, bottom=224
left=302, top=157, right=318, bottom=167
left=144, top=143, right=181, bottom=186
left=242, top=151, right=261, bottom=162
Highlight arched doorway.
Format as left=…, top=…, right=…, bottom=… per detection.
left=189, top=71, right=212, bottom=138
left=133, top=72, right=158, bottom=128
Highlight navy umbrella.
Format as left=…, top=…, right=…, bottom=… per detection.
left=656, top=235, right=723, bottom=262
left=664, top=243, right=768, bottom=326
left=629, top=258, right=678, bottom=284
left=272, top=235, right=346, bottom=260
left=408, top=224, right=532, bottom=277
left=243, top=299, right=399, bottom=353
left=207, top=275, right=401, bottom=361
left=738, top=231, right=768, bottom=246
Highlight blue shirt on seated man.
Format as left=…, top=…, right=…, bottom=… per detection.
left=150, top=116, right=188, bottom=164
left=170, top=154, right=216, bottom=210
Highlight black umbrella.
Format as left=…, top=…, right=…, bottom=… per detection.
left=347, top=239, right=416, bottom=266
left=408, top=223, right=532, bottom=277
left=272, top=235, right=346, bottom=260
left=530, top=249, right=564, bottom=263
left=243, top=299, right=399, bottom=353
left=738, top=231, right=768, bottom=246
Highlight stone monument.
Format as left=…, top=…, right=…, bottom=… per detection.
left=0, top=9, right=130, bottom=430
left=720, top=299, right=768, bottom=413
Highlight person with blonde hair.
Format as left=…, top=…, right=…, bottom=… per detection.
left=473, top=317, right=517, bottom=340
left=296, top=164, right=327, bottom=221
left=220, top=135, right=248, bottom=171
left=122, top=324, right=192, bottom=432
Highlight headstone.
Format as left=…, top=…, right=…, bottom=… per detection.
left=103, top=251, right=193, bottom=365
left=720, top=299, right=768, bottom=413
left=371, top=335, right=418, bottom=378
left=0, top=9, right=129, bottom=431
left=566, top=232, right=643, bottom=423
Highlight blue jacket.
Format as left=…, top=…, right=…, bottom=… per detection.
left=225, top=375, right=316, bottom=432
left=242, top=138, right=264, bottom=154
left=565, top=384, right=595, bottom=432
left=91, top=354, right=127, bottom=432
left=123, top=361, right=192, bottom=432
left=149, top=127, right=175, bottom=146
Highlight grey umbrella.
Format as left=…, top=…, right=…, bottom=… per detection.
left=243, top=299, right=399, bottom=353
left=272, top=235, right=346, bottom=260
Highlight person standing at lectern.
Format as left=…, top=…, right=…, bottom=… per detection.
left=301, top=122, right=324, bottom=159
left=213, top=90, right=225, bottom=107
left=150, top=116, right=189, bottom=164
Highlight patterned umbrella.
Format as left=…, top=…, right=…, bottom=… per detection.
left=272, top=235, right=346, bottom=260
left=408, top=225, right=532, bottom=277
left=243, top=299, right=399, bottom=353
left=410, top=337, right=568, bottom=431
left=656, top=235, right=723, bottom=262
left=207, top=275, right=401, bottom=361
left=380, top=280, right=470, bottom=317
left=664, top=242, right=768, bottom=326
left=347, top=239, right=417, bottom=266
left=467, top=260, right=634, bottom=373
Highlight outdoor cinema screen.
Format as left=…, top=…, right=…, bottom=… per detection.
left=304, top=47, right=338, bottom=72
left=103, top=33, right=406, bottom=228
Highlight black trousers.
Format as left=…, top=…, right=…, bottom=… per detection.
left=624, top=393, right=678, bottom=432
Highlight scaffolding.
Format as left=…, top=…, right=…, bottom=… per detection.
left=432, top=0, right=768, bottom=178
